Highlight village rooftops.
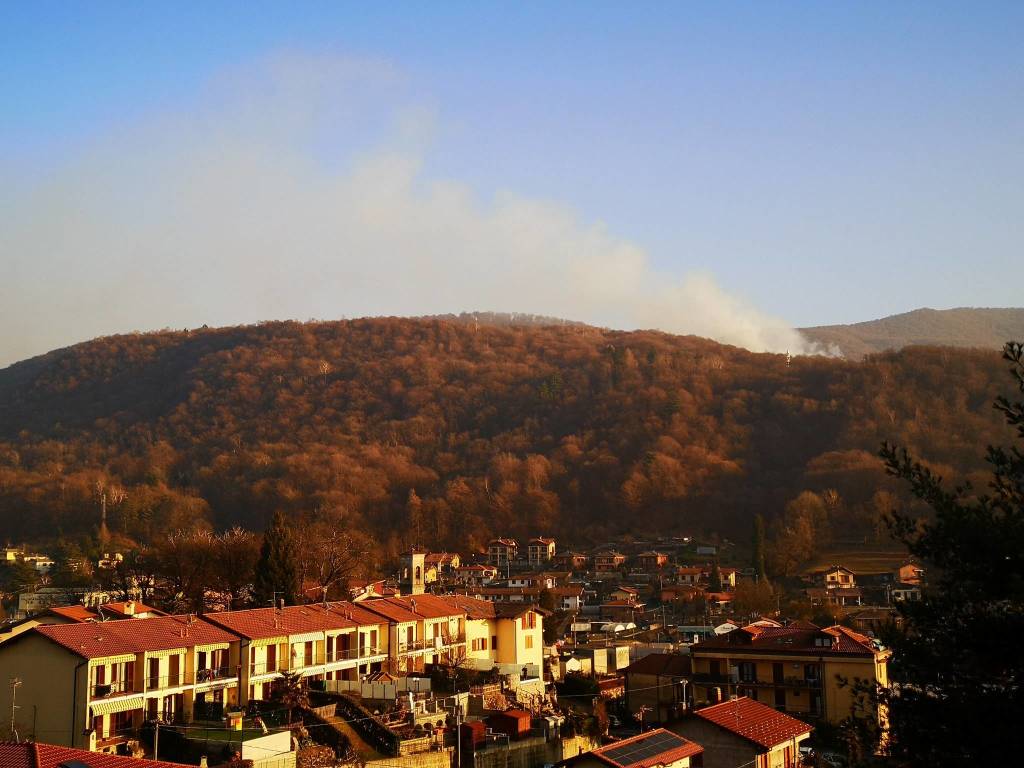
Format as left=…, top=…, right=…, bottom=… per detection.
left=694, top=622, right=882, bottom=657
left=561, top=728, right=703, bottom=768
left=30, top=614, right=238, bottom=660
left=0, top=741, right=189, bottom=768
left=693, top=697, right=811, bottom=749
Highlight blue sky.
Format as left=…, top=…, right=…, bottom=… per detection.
left=2, top=2, right=1022, bottom=363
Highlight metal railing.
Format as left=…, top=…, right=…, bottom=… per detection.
left=325, top=647, right=362, bottom=663
left=91, top=679, right=136, bottom=698
left=196, top=666, right=235, bottom=683
left=145, top=673, right=185, bottom=690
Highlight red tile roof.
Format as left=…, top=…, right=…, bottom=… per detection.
left=0, top=741, right=188, bottom=767
left=441, top=594, right=497, bottom=620
left=583, top=728, right=703, bottom=768
left=695, top=697, right=811, bottom=749
left=694, top=621, right=880, bottom=657
left=34, top=615, right=238, bottom=659
left=357, top=595, right=463, bottom=623
left=45, top=605, right=97, bottom=622
left=202, top=602, right=379, bottom=639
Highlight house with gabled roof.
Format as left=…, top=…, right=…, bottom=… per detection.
left=0, top=614, right=239, bottom=753
left=670, top=697, right=810, bottom=768
left=0, top=741, right=189, bottom=768
left=690, top=621, right=890, bottom=728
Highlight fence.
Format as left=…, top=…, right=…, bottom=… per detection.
left=321, top=677, right=431, bottom=700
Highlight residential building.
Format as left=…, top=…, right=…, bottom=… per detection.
left=608, top=586, right=640, bottom=603
left=554, top=552, right=590, bottom=571
left=689, top=622, right=890, bottom=727
left=549, top=585, right=585, bottom=611
left=891, top=583, right=922, bottom=602
left=1, top=601, right=165, bottom=645
left=527, top=537, right=556, bottom=565
left=593, top=551, right=626, bottom=572
left=819, top=566, right=856, bottom=589
left=355, top=594, right=467, bottom=673
left=443, top=595, right=547, bottom=677
left=557, top=728, right=703, bottom=768
left=455, top=563, right=498, bottom=585
left=0, top=614, right=240, bottom=752
left=676, top=567, right=704, bottom=586
left=487, top=538, right=519, bottom=568
left=203, top=601, right=392, bottom=697
left=424, top=552, right=461, bottom=583
left=623, top=653, right=692, bottom=724
left=671, top=697, right=811, bottom=768
left=637, top=551, right=670, bottom=572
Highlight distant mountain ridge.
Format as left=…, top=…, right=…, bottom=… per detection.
left=800, top=307, right=1024, bottom=359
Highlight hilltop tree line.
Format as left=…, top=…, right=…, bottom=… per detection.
left=0, top=318, right=1014, bottom=562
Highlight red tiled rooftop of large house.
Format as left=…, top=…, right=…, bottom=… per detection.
left=0, top=741, right=189, bottom=768
left=695, top=697, right=811, bottom=749
left=34, top=615, right=238, bottom=659
left=202, top=601, right=381, bottom=639
left=580, top=728, right=703, bottom=768
left=45, top=604, right=97, bottom=622
left=696, top=621, right=877, bottom=656
left=357, top=595, right=465, bottom=623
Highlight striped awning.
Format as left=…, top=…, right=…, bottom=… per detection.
left=90, top=654, right=136, bottom=666
left=145, top=647, right=185, bottom=658
left=90, top=694, right=144, bottom=715
left=195, top=642, right=230, bottom=653
left=286, top=631, right=322, bottom=644
left=250, top=636, right=287, bottom=648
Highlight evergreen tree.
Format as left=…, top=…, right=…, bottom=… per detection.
left=752, top=514, right=766, bottom=579
left=708, top=559, right=723, bottom=592
left=877, top=341, right=1024, bottom=765
left=253, top=510, right=300, bottom=606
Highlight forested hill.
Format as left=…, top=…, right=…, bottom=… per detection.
left=0, top=318, right=1016, bottom=558
left=800, top=307, right=1024, bottom=359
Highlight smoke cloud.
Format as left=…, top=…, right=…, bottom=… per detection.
left=0, top=53, right=824, bottom=367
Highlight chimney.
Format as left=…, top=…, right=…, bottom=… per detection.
left=200, top=757, right=208, bottom=768
left=124, top=601, right=135, bottom=616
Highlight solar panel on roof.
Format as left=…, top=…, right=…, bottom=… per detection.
left=600, top=731, right=688, bottom=767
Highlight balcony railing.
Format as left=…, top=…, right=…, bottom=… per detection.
left=398, top=639, right=431, bottom=653
left=195, top=667, right=235, bottom=683
left=250, top=661, right=286, bottom=676
left=693, top=673, right=738, bottom=685
left=96, top=726, right=136, bottom=748
left=91, top=679, right=136, bottom=698
left=145, top=674, right=185, bottom=690
left=325, top=648, right=361, bottom=663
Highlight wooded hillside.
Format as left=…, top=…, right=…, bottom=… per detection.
left=0, top=318, right=1014, bottom=559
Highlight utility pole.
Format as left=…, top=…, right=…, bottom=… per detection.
left=153, top=720, right=159, bottom=760
left=9, top=678, right=21, bottom=742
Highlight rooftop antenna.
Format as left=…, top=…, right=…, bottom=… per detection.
left=9, top=678, right=21, bottom=742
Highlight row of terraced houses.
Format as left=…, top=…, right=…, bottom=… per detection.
left=0, top=594, right=544, bottom=755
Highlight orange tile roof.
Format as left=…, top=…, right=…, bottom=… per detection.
left=0, top=742, right=188, bottom=767
left=694, top=621, right=879, bottom=656
left=202, top=602, right=377, bottom=639
left=34, top=615, right=238, bottom=660
left=358, top=595, right=465, bottom=622
left=45, top=605, right=97, bottom=622
left=695, top=697, right=811, bottom=749
left=441, top=594, right=497, bottom=620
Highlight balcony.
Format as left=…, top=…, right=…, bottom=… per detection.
left=91, top=679, right=136, bottom=698
left=195, top=667, right=236, bottom=684
left=145, top=674, right=185, bottom=691
left=398, top=639, right=431, bottom=654
left=96, top=727, right=136, bottom=750
left=358, top=646, right=384, bottom=658
left=325, top=647, right=361, bottom=664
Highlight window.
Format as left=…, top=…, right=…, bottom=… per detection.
left=492, top=635, right=498, bottom=650
left=739, top=662, right=756, bottom=682
left=266, top=644, right=277, bottom=672
left=471, top=638, right=489, bottom=652
left=525, top=635, right=534, bottom=649
left=774, top=689, right=786, bottom=709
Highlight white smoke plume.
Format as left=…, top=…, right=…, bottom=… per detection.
left=0, top=53, right=824, bottom=367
